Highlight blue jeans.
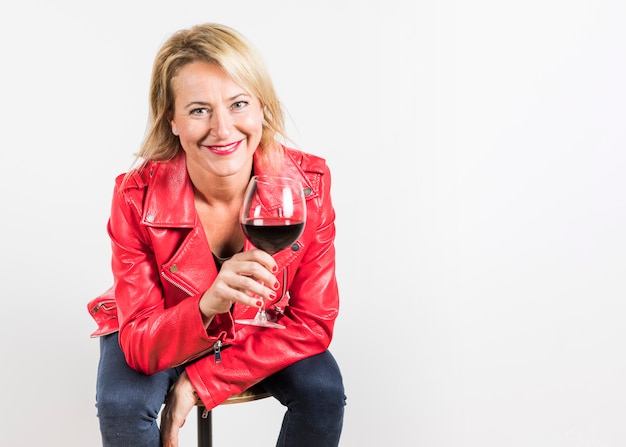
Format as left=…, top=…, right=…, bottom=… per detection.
left=95, top=332, right=346, bottom=446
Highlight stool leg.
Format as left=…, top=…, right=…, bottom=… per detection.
left=197, top=406, right=213, bottom=447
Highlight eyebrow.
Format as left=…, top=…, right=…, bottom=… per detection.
left=184, top=101, right=210, bottom=109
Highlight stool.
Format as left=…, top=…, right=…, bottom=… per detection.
left=196, top=384, right=271, bottom=447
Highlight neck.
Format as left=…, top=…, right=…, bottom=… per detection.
left=189, top=165, right=253, bottom=207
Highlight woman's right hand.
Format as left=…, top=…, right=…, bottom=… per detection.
left=198, top=249, right=279, bottom=326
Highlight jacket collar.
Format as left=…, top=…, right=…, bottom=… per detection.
left=141, top=152, right=197, bottom=228
left=140, top=148, right=314, bottom=228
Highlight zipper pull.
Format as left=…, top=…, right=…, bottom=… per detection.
left=213, top=340, right=222, bottom=364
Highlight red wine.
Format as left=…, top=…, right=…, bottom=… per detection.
left=242, top=220, right=305, bottom=254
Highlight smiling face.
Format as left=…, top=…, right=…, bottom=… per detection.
left=170, top=61, right=264, bottom=180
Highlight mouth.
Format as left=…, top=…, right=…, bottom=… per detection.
left=205, top=140, right=241, bottom=155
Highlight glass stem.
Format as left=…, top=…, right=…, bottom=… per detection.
left=255, top=281, right=267, bottom=322
left=257, top=309, right=268, bottom=323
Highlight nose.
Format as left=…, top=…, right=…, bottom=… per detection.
left=210, top=106, right=232, bottom=139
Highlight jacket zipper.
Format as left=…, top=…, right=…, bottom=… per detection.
left=200, top=339, right=224, bottom=418
left=213, top=340, right=222, bottom=364
left=162, top=271, right=225, bottom=367
left=161, top=271, right=194, bottom=296
left=90, top=300, right=116, bottom=315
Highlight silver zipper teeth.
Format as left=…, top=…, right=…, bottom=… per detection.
left=90, top=301, right=116, bottom=314
left=161, top=271, right=194, bottom=296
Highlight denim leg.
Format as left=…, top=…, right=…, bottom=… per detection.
left=260, top=350, right=347, bottom=447
left=95, top=332, right=181, bottom=447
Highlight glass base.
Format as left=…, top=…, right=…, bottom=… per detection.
left=235, top=318, right=285, bottom=329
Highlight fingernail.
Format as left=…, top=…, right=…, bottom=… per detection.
left=256, top=300, right=263, bottom=308
left=269, top=291, right=277, bottom=299
left=271, top=265, right=278, bottom=273
left=273, top=281, right=280, bottom=290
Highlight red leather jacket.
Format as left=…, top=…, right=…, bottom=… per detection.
left=87, top=147, right=339, bottom=409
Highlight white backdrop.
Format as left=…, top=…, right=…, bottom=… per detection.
left=1, top=1, right=625, bottom=446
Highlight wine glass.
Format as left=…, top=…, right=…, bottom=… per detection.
left=235, top=175, right=307, bottom=329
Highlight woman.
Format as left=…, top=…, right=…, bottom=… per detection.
left=87, top=23, right=346, bottom=447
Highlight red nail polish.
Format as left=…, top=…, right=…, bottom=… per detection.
left=269, top=291, right=277, bottom=299
left=272, top=265, right=278, bottom=273
left=273, top=281, right=280, bottom=290
left=256, top=300, right=263, bottom=308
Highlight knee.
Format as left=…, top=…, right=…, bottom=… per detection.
left=96, top=391, right=162, bottom=446
left=96, top=389, right=159, bottom=422
left=316, top=379, right=346, bottom=408
left=289, top=380, right=346, bottom=437
left=293, top=376, right=346, bottom=414
left=288, top=353, right=347, bottom=410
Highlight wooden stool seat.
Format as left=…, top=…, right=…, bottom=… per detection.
left=196, top=383, right=271, bottom=446
left=220, top=383, right=271, bottom=405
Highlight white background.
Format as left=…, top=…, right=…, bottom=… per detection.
left=1, top=1, right=625, bottom=446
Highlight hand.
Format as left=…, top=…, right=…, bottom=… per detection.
left=161, top=371, right=198, bottom=447
left=199, top=249, right=279, bottom=323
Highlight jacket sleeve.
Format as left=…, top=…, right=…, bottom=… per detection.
left=186, top=157, right=340, bottom=409
left=109, top=172, right=227, bottom=374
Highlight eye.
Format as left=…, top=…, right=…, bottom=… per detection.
left=190, top=107, right=210, bottom=116
left=231, top=101, right=248, bottom=111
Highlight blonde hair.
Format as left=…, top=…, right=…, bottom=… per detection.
left=136, top=23, right=286, bottom=170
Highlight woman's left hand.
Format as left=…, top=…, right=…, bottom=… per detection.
left=161, top=370, right=198, bottom=447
